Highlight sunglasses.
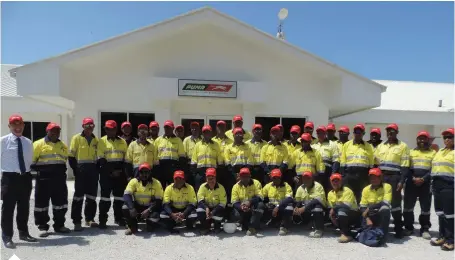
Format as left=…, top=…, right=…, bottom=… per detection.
left=443, top=136, right=454, bottom=140
left=83, top=124, right=95, bottom=128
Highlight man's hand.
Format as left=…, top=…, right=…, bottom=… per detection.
left=171, top=213, right=179, bottom=221
left=293, top=207, right=305, bottom=216
left=329, top=209, right=337, bottom=225
left=362, top=208, right=369, bottom=218
left=140, top=208, right=150, bottom=219
left=175, top=212, right=185, bottom=222
left=272, top=206, right=279, bottom=218
left=366, top=217, right=373, bottom=226
left=129, top=208, right=138, bottom=218
left=414, top=178, right=424, bottom=186
left=397, top=182, right=403, bottom=192
left=241, top=203, right=250, bottom=212
left=206, top=208, right=212, bottom=219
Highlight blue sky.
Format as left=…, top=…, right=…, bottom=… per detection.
left=2, top=1, right=453, bottom=82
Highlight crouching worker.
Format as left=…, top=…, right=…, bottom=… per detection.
left=262, top=169, right=294, bottom=236
left=327, top=173, right=360, bottom=243
left=293, top=171, right=327, bottom=238
left=160, top=170, right=197, bottom=234
left=123, top=163, right=163, bottom=235
left=359, top=168, right=392, bottom=241
left=231, top=167, right=265, bottom=236
left=197, top=168, right=227, bottom=235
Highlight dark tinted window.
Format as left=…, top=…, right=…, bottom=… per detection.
left=208, top=119, right=232, bottom=137
left=129, top=113, right=155, bottom=138
left=181, top=119, right=204, bottom=138
left=33, top=122, right=49, bottom=141
left=23, top=122, right=32, bottom=140
left=282, top=117, right=306, bottom=140
left=100, top=112, right=127, bottom=137
left=255, top=117, right=280, bottom=141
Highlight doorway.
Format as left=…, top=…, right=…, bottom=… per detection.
left=180, top=115, right=233, bottom=138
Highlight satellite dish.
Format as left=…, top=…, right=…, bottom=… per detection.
left=278, top=8, right=288, bottom=21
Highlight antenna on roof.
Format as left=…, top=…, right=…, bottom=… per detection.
left=277, top=8, right=288, bottom=40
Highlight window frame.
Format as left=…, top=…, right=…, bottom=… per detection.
left=22, top=121, right=52, bottom=142
left=98, top=110, right=156, bottom=137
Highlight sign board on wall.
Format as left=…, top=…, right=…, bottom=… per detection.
left=178, top=79, right=237, bottom=98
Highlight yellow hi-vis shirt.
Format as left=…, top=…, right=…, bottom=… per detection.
left=124, top=178, right=163, bottom=206
left=359, top=183, right=392, bottom=208
left=340, top=140, right=374, bottom=168
left=97, top=136, right=128, bottom=162
left=125, top=140, right=158, bottom=168
left=410, top=149, right=436, bottom=171
left=283, top=141, right=302, bottom=157
left=289, top=148, right=325, bottom=175
left=260, top=143, right=289, bottom=167
left=295, top=181, right=327, bottom=207
left=154, top=136, right=185, bottom=161
left=311, top=140, right=340, bottom=168
left=245, top=139, right=266, bottom=166
left=212, top=136, right=233, bottom=155
left=262, top=182, right=293, bottom=206
left=327, top=186, right=358, bottom=210
left=69, top=133, right=99, bottom=164
left=431, top=148, right=454, bottom=179
left=374, top=141, right=410, bottom=172
left=163, top=183, right=197, bottom=209
left=33, top=137, right=68, bottom=166
left=190, top=140, right=223, bottom=168
left=197, top=182, right=227, bottom=208
left=231, top=179, right=263, bottom=204
left=224, top=143, right=254, bottom=166
left=336, top=141, right=345, bottom=155
left=183, top=136, right=202, bottom=159
left=225, top=129, right=252, bottom=142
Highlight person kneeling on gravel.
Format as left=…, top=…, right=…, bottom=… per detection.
left=293, top=171, right=327, bottom=238
left=231, top=167, right=265, bottom=236
left=327, top=173, right=360, bottom=243
left=197, top=168, right=227, bottom=235
left=262, top=169, right=294, bottom=236
left=160, top=170, right=198, bottom=234
left=123, top=163, right=163, bottom=235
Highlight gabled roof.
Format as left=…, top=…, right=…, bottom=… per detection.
left=2, top=64, right=21, bottom=97
left=9, top=7, right=386, bottom=92
left=372, top=80, right=454, bottom=112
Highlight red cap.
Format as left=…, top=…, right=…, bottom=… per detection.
left=121, top=121, right=131, bottom=128
left=233, top=115, right=243, bottom=122
left=276, top=124, right=283, bottom=130
left=173, top=170, right=185, bottom=180
left=386, top=123, right=399, bottom=131
left=105, top=120, right=117, bottom=129
left=301, top=171, right=313, bottom=178
left=316, top=126, right=327, bottom=132
left=46, top=123, right=61, bottom=131
left=206, top=168, right=216, bottom=177
left=217, top=120, right=226, bottom=126
left=442, top=128, right=454, bottom=136
left=149, top=121, right=159, bottom=128
left=417, top=131, right=430, bottom=138
left=8, top=114, right=23, bottom=124
left=239, top=167, right=251, bottom=176
left=270, top=126, right=281, bottom=133
left=233, top=127, right=244, bottom=135
left=270, top=169, right=282, bottom=178
left=252, top=124, right=262, bottom=130
left=369, top=168, right=382, bottom=177
left=300, top=133, right=312, bottom=142
left=370, top=128, right=381, bottom=135
left=82, top=117, right=94, bottom=125
left=202, top=125, right=212, bottom=132
left=164, top=120, right=175, bottom=128
left=290, top=125, right=301, bottom=134
left=175, top=125, right=184, bottom=130
left=327, top=123, right=336, bottom=131
left=338, top=126, right=350, bottom=133
left=354, top=124, right=365, bottom=132
left=190, top=121, right=200, bottom=127
left=330, top=173, right=342, bottom=181
left=139, top=163, right=152, bottom=171
left=138, top=124, right=148, bottom=130
left=304, top=122, right=314, bottom=129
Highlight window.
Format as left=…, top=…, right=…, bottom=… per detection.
left=100, top=112, right=155, bottom=138
left=22, top=121, right=51, bottom=142
left=281, top=117, right=306, bottom=140
left=255, top=116, right=306, bottom=141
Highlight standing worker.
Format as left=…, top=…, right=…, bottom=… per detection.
left=1, top=115, right=37, bottom=248
left=246, top=124, right=267, bottom=186
left=260, top=126, right=289, bottom=184
left=374, top=123, right=409, bottom=238
left=124, top=124, right=158, bottom=180
left=69, top=117, right=100, bottom=230
left=175, top=125, right=185, bottom=141
left=326, top=123, right=338, bottom=142
left=336, top=126, right=350, bottom=153
left=97, top=120, right=129, bottom=228
left=183, top=122, right=202, bottom=187
left=303, top=122, right=318, bottom=145
left=32, top=123, right=71, bottom=237
left=282, top=125, right=301, bottom=188
left=339, top=123, right=374, bottom=202
left=148, top=121, right=160, bottom=142
left=225, top=115, right=252, bottom=142
left=430, top=128, right=454, bottom=251
left=368, top=128, right=383, bottom=151
left=120, top=121, right=136, bottom=146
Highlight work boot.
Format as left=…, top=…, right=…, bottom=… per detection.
left=430, top=237, right=446, bottom=246
left=19, top=233, right=38, bottom=242
left=98, top=223, right=108, bottom=230
left=2, top=238, right=15, bottom=249
left=125, top=228, right=135, bottom=235
left=55, top=227, right=71, bottom=234
left=246, top=228, right=257, bottom=236
left=86, top=220, right=99, bottom=228
left=278, top=227, right=288, bottom=236
left=338, top=234, right=353, bottom=243
left=421, top=231, right=431, bottom=240
left=441, top=242, right=454, bottom=251
left=74, top=224, right=83, bottom=231
left=310, top=230, right=323, bottom=238
left=403, top=229, right=413, bottom=236
left=39, top=230, right=50, bottom=238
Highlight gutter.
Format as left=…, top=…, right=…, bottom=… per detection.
left=329, top=106, right=375, bottom=121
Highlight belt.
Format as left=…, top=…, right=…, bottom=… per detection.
left=2, top=171, right=31, bottom=176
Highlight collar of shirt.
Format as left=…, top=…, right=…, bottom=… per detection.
left=80, top=132, right=96, bottom=138
left=353, top=139, right=365, bottom=145
left=250, top=138, right=263, bottom=144
left=206, top=183, right=220, bottom=190
left=233, top=142, right=245, bottom=147
left=202, top=139, right=214, bottom=144
left=272, top=182, right=285, bottom=187
left=370, top=183, right=383, bottom=190
left=136, top=139, right=151, bottom=145
left=239, top=179, right=254, bottom=187
left=287, top=140, right=301, bottom=146
left=44, top=136, right=61, bottom=143
left=384, top=140, right=400, bottom=145
left=173, top=183, right=189, bottom=190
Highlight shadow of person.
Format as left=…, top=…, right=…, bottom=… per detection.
left=15, top=236, right=90, bottom=247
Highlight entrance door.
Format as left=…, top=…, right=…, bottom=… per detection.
left=180, top=115, right=234, bottom=138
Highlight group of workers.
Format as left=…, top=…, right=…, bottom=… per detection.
left=1, top=114, right=453, bottom=251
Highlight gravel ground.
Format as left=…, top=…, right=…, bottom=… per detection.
left=1, top=181, right=453, bottom=260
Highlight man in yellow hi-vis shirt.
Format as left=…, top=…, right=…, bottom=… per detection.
left=183, top=121, right=202, bottom=186
left=374, top=123, right=409, bottom=239
left=282, top=125, right=301, bottom=188
left=97, top=120, right=128, bottom=229
left=246, top=124, right=266, bottom=185
left=368, top=128, right=383, bottom=151
left=124, top=124, right=158, bottom=180
left=225, top=115, right=252, bottom=142
left=69, top=117, right=100, bottom=231
left=32, top=123, right=71, bottom=237
left=260, top=126, right=289, bottom=184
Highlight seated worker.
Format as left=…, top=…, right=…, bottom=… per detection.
left=122, top=163, right=163, bottom=235
left=327, top=173, right=360, bottom=243
left=160, top=170, right=197, bottom=234
left=231, top=168, right=265, bottom=236
left=262, top=169, right=294, bottom=236
left=293, top=171, right=327, bottom=238
left=359, top=168, right=392, bottom=241
left=197, top=168, right=227, bottom=235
